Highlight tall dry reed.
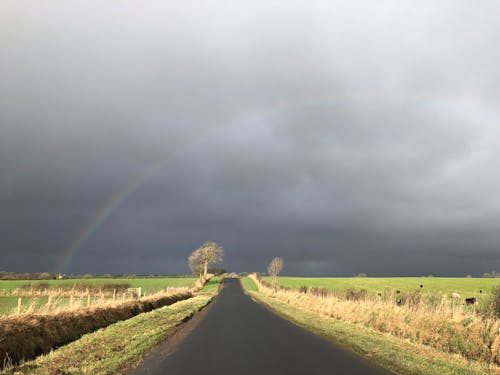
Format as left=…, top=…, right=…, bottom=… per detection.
left=6, top=287, right=191, bottom=317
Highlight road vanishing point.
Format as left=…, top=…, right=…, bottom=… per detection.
left=131, top=278, right=391, bottom=375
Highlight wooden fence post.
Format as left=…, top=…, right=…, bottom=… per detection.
left=17, top=297, right=22, bottom=316
left=113, top=289, right=116, bottom=302
left=87, top=294, right=91, bottom=307
left=47, top=295, right=52, bottom=312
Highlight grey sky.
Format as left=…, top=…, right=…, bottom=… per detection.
left=1, top=1, right=499, bottom=276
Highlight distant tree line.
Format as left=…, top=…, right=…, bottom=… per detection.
left=0, top=271, right=194, bottom=280
left=0, top=272, right=61, bottom=280
left=482, top=271, right=500, bottom=278
left=207, top=267, right=226, bottom=276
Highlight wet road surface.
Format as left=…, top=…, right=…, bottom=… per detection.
left=132, top=278, right=391, bottom=375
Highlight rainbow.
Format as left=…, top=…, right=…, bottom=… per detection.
left=53, top=95, right=359, bottom=273
left=53, top=120, right=238, bottom=273
left=53, top=162, right=164, bottom=273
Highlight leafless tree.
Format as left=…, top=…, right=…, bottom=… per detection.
left=188, top=241, right=224, bottom=280
left=267, top=257, right=284, bottom=292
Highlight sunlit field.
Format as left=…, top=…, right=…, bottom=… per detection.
left=0, top=277, right=198, bottom=315
left=264, top=276, right=499, bottom=297
left=0, top=277, right=197, bottom=293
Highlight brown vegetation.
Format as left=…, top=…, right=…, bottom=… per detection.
left=19, top=282, right=130, bottom=292
left=485, top=286, right=500, bottom=317
left=250, top=274, right=500, bottom=365
left=1, top=282, right=132, bottom=298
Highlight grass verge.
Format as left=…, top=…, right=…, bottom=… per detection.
left=241, top=277, right=497, bottom=375
left=1, top=278, right=220, bottom=375
left=240, top=276, right=258, bottom=291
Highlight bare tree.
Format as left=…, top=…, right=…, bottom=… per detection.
left=188, top=241, right=224, bottom=280
left=267, top=257, right=284, bottom=292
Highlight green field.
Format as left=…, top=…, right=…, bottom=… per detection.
left=0, top=277, right=198, bottom=315
left=0, top=277, right=197, bottom=294
left=264, top=276, right=500, bottom=297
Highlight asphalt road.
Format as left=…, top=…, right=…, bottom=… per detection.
left=133, top=278, right=391, bottom=375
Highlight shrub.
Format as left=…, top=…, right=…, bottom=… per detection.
left=21, top=282, right=50, bottom=291
left=208, top=268, right=226, bottom=276
left=425, top=293, right=444, bottom=310
left=484, top=285, right=500, bottom=318
left=38, top=273, right=56, bottom=280
left=344, top=288, right=368, bottom=301
left=396, top=291, right=421, bottom=311
left=309, top=287, right=328, bottom=298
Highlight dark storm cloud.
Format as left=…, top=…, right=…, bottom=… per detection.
left=1, top=0, right=500, bottom=275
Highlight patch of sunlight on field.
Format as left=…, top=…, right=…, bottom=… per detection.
left=0, top=277, right=198, bottom=315
left=0, top=277, right=197, bottom=293
left=265, top=276, right=500, bottom=297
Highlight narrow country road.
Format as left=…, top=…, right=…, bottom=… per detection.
left=132, top=278, right=391, bottom=375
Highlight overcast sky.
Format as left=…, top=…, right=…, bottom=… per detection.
left=1, top=1, right=499, bottom=276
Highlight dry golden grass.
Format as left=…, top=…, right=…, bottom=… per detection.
left=250, top=274, right=500, bottom=365
left=4, top=286, right=191, bottom=317
left=1, top=282, right=131, bottom=297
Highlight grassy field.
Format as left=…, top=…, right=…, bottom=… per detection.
left=0, top=277, right=197, bottom=293
left=0, top=296, right=105, bottom=315
left=0, top=277, right=198, bottom=315
left=1, top=278, right=220, bottom=375
left=264, top=276, right=500, bottom=297
left=242, top=277, right=496, bottom=375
